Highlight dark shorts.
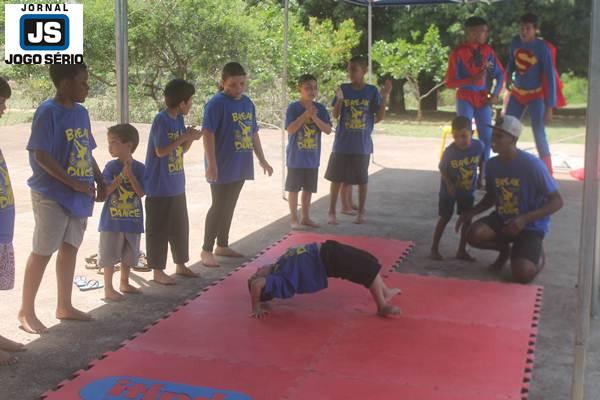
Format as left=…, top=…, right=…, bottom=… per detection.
left=477, top=213, right=544, bottom=265
left=324, top=153, right=370, bottom=185
left=319, top=240, right=381, bottom=288
left=438, top=194, right=474, bottom=218
left=285, top=168, right=319, bottom=193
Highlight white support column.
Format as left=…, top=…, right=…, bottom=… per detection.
left=571, top=0, right=600, bottom=398
left=281, top=0, right=289, bottom=200
left=115, top=0, right=129, bottom=124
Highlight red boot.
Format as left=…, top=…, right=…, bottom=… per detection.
left=542, top=155, right=554, bottom=176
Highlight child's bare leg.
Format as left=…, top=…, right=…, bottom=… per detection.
left=300, top=191, right=320, bottom=227
left=430, top=216, right=450, bottom=260
left=328, top=182, right=341, bottom=225
left=0, top=335, right=25, bottom=352
left=354, top=184, right=368, bottom=224
left=340, top=184, right=357, bottom=215
left=56, top=242, right=93, bottom=321
left=120, top=265, right=142, bottom=294
left=18, top=252, right=51, bottom=334
left=103, top=265, right=123, bottom=301
left=153, top=269, right=176, bottom=285
left=288, top=191, right=301, bottom=229
left=369, top=275, right=400, bottom=317
left=456, top=218, right=476, bottom=261
left=348, top=185, right=358, bottom=210
left=0, top=349, right=18, bottom=366
left=175, top=263, right=199, bottom=278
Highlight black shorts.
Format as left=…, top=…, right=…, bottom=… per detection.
left=324, top=153, right=370, bottom=185
left=319, top=240, right=381, bottom=288
left=438, top=194, right=474, bottom=218
left=285, top=168, right=318, bottom=193
left=477, top=213, right=544, bottom=265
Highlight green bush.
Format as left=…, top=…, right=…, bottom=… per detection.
left=561, top=72, right=588, bottom=107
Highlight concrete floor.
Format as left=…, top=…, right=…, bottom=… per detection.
left=0, top=121, right=596, bottom=399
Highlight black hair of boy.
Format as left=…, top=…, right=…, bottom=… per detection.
left=0, top=77, right=12, bottom=99
left=452, top=116, right=472, bottom=132
left=465, top=16, right=488, bottom=28
left=221, top=62, right=247, bottom=80
left=298, top=74, right=317, bottom=86
left=520, top=13, right=539, bottom=28
left=108, top=123, right=140, bottom=153
left=349, top=56, right=368, bottom=69
left=49, top=63, right=88, bottom=88
left=164, top=79, right=195, bottom=109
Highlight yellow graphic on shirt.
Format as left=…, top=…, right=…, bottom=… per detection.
left=284, top=245, right=308, bottom=258
left=496, top=177, right=520, bottom=216
left=65, top=128, right=93, bottom=178
left=297, top=123, right=318, bottom=151
left=0, top=155, right=14, bottom=209
left=232, top=111, right=254, bottom=152
left=343, top=99, right=369, bottom=131
left=109, top=174, right=142, bottom=219
left=450, top=155, right=480, bottom=191
left=167, top=132, right=184, bottom=174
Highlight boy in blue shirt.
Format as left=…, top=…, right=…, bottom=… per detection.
left=99, top=124, right=145, bottom=301
left=430, top=116, right=483, bottom=261
left=19, top=64, right=106, bottom=334
left=0, top=77, right=26, bottom=364
left=247, top=241, right=401, bottom=319
left=326, top=56, right=391, bottom=225
left=456, top=116, right=563, bottom=283
left=144, top=79, right=202, bottom=285
left=285, top=74, right=332, bottom=229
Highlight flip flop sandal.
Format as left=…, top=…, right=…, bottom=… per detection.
left=79, top=279, right=103, bottom=292
left=85, top=254, right=98, bottom=270
left=133, top=253, right=151, bottom=272
left=97, top=265, right=120, bottom=275
left=73, top=275, right=88, bottom=288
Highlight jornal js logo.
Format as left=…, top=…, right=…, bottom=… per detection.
left=20, top=14, right=69, bottom=50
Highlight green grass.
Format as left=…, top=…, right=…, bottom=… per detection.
left=0, top=110, right=34, bottom=126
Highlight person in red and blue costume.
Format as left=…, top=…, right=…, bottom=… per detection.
left=505, top=13, right=557, bottom=175
left=445, top=16, right=504, bottom=188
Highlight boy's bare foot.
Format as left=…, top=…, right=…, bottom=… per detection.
left=201, top=251, right=220, bottom=268
left=0, top=350, right=18, bottom=366
left=120, top=283, right=142, bottom=294
left=327, top=213, right=339, bottom=225
left=377, top=304, right=401, bottom=317
left=353, top=213, right=366, bottom=224
left=0, top=336, right=26, bottom=352
left=456, top=251, right=476, bottom=262
left=290, top=221, right=304, bottom=230
left=341, top=209, right=357, bottom=216
left=56, top=306, right=93, bottom=321
left=383, top=287, right=402, bottom=302
left=490, top=245, right=511, bottom=270
left=429, top=250, right=444, bottom=261
left=300, top=218, right=320, bottom=228
left=152, top=270, right=176, bottom=285
left=215, top=246, right=244, bottom=258
left=103, top=289, right=124, bottom=302
left=176, top=264, right=199, bottom=278
left=17, top=312, right=48, bottom=334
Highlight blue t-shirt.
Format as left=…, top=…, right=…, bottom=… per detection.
left=144, top=111, right=186, bottom=197
left=439, top=139, right=484, bottom=198
left=285, top=101, right=331, bottom=169
left=0, top=149, right=15, bottom=243
left=263, top=243, right=328, bottom=299
left=486, top=150, right=559, bottom=235
left=99, top=160, right=145, bottom=234
left=202, top=92, right=257, bottom=184
left=331, top=83, right=382, bottom=155
left=27, top=99, right=96, bottom=218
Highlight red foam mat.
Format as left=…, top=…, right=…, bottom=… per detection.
left=43, top=234, right=541, bottom=400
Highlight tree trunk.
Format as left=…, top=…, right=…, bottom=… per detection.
left=389, top=78, right=406, bottom=114
left=419, top=74, right=438, bottom=112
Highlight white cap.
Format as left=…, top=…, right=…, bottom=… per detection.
left=488, top=115, right=523, bottom=138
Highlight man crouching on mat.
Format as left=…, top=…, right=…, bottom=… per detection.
left=247, top=241, right=401, bottom=319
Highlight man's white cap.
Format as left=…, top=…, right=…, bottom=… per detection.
left=488, top=115, right=523, bottom=138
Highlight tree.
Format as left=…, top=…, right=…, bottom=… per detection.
left=372, top=25, right=448, bottom=120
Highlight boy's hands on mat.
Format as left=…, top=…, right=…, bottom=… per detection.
left=206, top=164, right=218, bottom=182
left=251, top=305, right=269, bottom=319
left=260, top=160, right=273, bottom=177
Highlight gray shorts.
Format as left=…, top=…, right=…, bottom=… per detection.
left=98, top=231, right=141, bottom=267
left=31, top=191, right=87, bottom=256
